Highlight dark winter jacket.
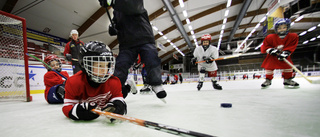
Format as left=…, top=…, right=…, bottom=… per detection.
left=112, top=0, right=155, bottom=48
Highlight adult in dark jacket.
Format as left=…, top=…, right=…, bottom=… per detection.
left=63, top=29, right=84, bottom=75
left=99, top=0, right=167, bottom=99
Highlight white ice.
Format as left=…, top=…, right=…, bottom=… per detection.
left=1, top=77, right=320, bottom=137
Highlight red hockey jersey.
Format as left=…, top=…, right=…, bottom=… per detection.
left=44, top=71, right=69, bottom=102
left=261, top=33, right=298, bottom=69
left=62, top=71, right=123, bottom=118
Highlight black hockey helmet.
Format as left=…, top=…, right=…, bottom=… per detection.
left=79, top=41, right=115, bottom=83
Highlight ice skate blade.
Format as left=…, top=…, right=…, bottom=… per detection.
left=140, top=92, right=153, bottom=95
left=284, top=85, right=300, bottom=89
left=261, top=86, right=270, bottom=89
left=159, top=98, right=167, bottom=103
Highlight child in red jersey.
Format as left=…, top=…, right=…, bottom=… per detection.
left=261, top=18, right=299, bottom=89
left=43, top=55, right=69, bottom=104
left=62, top=41, right=126, bottom=121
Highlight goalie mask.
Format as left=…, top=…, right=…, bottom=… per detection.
left=79, top=41, right=115, bottom=83
left=274, top=18, right=291, bottom=38
left=44, top=55, right=62, bottom=72
left=201, top=34, right=211, bottom=50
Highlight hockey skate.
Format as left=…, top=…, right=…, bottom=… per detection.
left=127, top=78, right=138, bottom=94
left=283, top=78, right=299, bottom=89
left=140, top=84, right=152, bottom=94
left=261, top=79, right=272, bottom=89
left=212, top=80, right=222, bottom=90
left=151, top=85, right=167, bottom=103
left=197, top=82, right=203, bottom=91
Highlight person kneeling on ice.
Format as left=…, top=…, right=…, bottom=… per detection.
left=44, top=55, right=70, bottom=104
left=261, top=18, right=299, bottom=89
left=62, top=41, right=126, bottom=121
left=191, top=34, right=222, bottom=91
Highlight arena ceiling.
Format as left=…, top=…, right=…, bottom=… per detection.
left=1, top=0, right=320, bottom=65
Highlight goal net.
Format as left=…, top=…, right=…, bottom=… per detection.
left=0, top=11, right=32, bottom=101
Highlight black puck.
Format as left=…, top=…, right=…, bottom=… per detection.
left=220, top=103, right=232, bottom=108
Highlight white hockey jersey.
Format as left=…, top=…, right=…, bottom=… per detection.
left=193, top=45, right=219, bottom=71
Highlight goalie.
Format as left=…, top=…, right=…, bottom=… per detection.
left=62, top=41, right=126, bottom=121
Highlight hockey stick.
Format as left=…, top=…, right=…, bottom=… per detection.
left=283, top=58, right=320, bottom=84
left=26, top=53, right=68, bottom=80
left=196, top=53, right=242, bottom=64
left=91, top=109, right=215, bottom=137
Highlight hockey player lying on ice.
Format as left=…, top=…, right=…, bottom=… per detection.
left=43, top=55, right=69, bottom=104
left=62, top=41, right=126, bottom=121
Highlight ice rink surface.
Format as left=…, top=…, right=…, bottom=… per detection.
left=1, top=77, right=320, bottom=137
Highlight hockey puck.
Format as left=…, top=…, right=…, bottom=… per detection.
left=220, top=103, right=232, bottom=108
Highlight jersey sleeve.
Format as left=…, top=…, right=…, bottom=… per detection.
left=193, top=47, right=200, bottom=58
left=261, top=35, right=273, bottom=53
left=211, top=46, right=219, bottom=59
left=63, top=42, right=71, bottom=56
left=62, top=76, right=81, bottom=118
left=108, top=76, right=125, bottom=103
left=44, top=72, right=65, bottom=88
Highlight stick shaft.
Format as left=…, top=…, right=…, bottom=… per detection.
left=26, top=53, right=68, bottom=80
left=92, top=109, right=215, bottom=137
left=283, top=58, right=312, bottom=83
left=196, top=54, right=241, bottom=64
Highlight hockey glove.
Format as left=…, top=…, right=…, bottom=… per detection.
left=68, top=102, right=99, bottom=121
left=98, top=0, right=114, bottom=7
left=102, top=100, right=127, bottom=115
left=266, top=48, right=280, bottom=56
left=102, top=100, right=127, bottom=123
left=191, top=57, right=197, bottom=65
left=108, top=24, right=118, bottom=36
left=277, top=51, right=291, bottom=61
left=203, top=56, right=213, bottom=63
left=65, top=54, right=72, bottom=61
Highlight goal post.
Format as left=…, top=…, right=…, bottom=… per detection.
left=0, top=10, right=32, bottom=102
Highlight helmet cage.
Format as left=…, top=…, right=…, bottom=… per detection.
left=44, top=55, right=62, bottom=71
left=82, top=55, right=115, bottom=83
left=274, top=18, right=291, bottom=37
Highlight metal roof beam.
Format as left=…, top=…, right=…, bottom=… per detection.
left=227, top=0, right=252, bottom=42
left=161, top=0, right=193, bottom=49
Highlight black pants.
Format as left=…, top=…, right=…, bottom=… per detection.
left=72, top=60, right=81, bottom=75
left=114, top=43, right=162, bottom=96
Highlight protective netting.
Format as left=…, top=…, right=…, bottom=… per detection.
left=0, top=13, right=28, bottom=101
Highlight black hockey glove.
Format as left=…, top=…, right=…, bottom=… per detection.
left=203, top=56, right=213, bottom=63
left=102, top=100, right=127, bottom=123
left=108, top=24, right=118, bottom=36
left=102, top=100, right=127, bottom=115
left=191, top=57, right=197, bottom=65
left=277, top=51, right=291, bottom=61
left=98, top=0, right=114, bottom=8
left=68, top=102, right=99, bottom=121
left=65, top=54, right=72, bottom=61
left=266, top=48, right=280, bottom=56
